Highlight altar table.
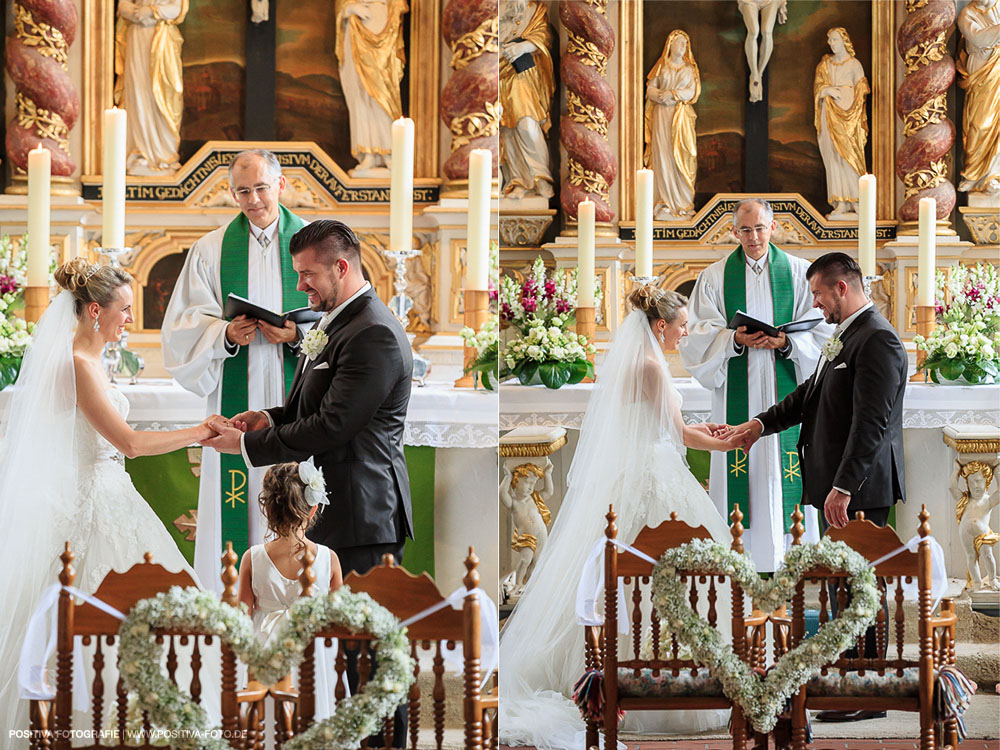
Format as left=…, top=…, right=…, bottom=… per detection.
left=500, top=379, right=1000, bottom=580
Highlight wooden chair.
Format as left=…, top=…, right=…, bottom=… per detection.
left=344, top=547, right=497, bottom=750
left=780, top=505, right=959, bottom=750
left=584, top=506, right=770, bottom=750
left=28, top=542, right=243, bottom=750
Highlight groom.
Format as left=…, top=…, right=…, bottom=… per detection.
left=731, top=252, right=907, bottom=722
left=203, top=219, right=413, bottom=743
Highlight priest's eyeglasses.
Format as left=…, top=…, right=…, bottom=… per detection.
left=736, top=224, right=768, bottom=237
left=233, top=181, right=277, bottom=199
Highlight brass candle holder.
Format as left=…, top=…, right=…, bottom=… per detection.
left=911, top=304, right=936, bottom=382
left=575, top=305, right=595, bottom=383
left=454, top=288, right=490, bottom=388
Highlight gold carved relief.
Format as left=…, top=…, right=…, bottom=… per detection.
left=903, top=157, right=949, bottom=199
left=451, top=16, right=499, bottom=70
left=568, top=160, right=610, bottom=199
left=566, top=90, right=609, bottom=138
left=903, top=31, right=947, bottom=73
left=902, top=93, right=948, bottom=137
left=566, top=29, right=608, bottom=77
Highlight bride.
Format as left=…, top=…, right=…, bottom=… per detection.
left=499, top=284, right=741, bottom=749
left=0, top=258, right=221, bottom=735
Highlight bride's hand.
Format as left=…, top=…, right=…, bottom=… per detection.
left=690, top=422, right=730, bottom=438
left=198, top=415, right=230, bottom=439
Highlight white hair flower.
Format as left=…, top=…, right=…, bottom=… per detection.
left=298, top=457, right=329, bottom=508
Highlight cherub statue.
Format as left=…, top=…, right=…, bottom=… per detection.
left=500, top=458, right=555, bottom=595
left=951, top=459, right=1000, bottom=592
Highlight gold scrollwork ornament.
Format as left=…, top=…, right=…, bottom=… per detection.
left=903, top=158, right=949, bottom=199
left=14, top=4, right=68, bottom=68
left=568, top=160, right=610, bottom=198
left=903, top=93, right=948, bottom=137
left=566, top=29, right=608, bottom=77
left=903, top=31, right=947, bottom=73
left=566, top=90, right=609, bottom=137
left=450, top=16, right=499, bottom=70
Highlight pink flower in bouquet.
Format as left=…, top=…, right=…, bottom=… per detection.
left=543, top=279, right=556, bottom=299
left=522, top=295, right=537, bottom=313
left=555, top=298, right=571, bottom=314
left=0, top=275, right=16, bottom=295
left=501, top=302, right=513, bottom=321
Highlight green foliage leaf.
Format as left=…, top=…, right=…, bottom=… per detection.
left=565, top=358, right=590, bottom=385
left=940, top=358, right=965, bottom=381
left=538, top=361, right=572, bottom=389
left=517, top=359, right=539, bottom=385
left=0, top=356, right=21, bottom=391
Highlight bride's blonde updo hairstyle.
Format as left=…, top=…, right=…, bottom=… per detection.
left=627, top=284, right=687, bottom=323
left=53, top=258, right=133, bottom=317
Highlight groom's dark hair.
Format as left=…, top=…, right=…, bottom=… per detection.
left=290, top=220, right=362, bottom=269
left=807, top=252, right=863, bottom=289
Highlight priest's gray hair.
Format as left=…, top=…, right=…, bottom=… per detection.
left=228, top=149, right=283, bottom=181
left=731, top=198, right=773, bottom=227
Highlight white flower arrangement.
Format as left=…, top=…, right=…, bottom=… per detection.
left=650, top=538, right=879, bottom=734
left=118, top=585, right=414, bottom=749
left=820, top=334, right=843, bottom=362
left=914, top=263, right=1000, bottom=384
left=301, top=328, right=329, bottom=362
left=460, top=315, right=500, bottom=390
left=0, top=234, right=57, bottom=389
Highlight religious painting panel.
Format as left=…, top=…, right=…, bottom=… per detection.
left=642, top=0, right=747, bottom=209
left=180, top=0, right=248, bottom=162
left=143, top=250, right=189, bottom=332
left=766, top=1, right=873, bottom=212
left=274, top=0, right=411, bottom=174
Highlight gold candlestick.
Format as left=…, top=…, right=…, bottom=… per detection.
left=911, top=304, right=936, bottom=382
left=24, top=286, right=49, bottom=323
left=575, top=305, right=595, bottom=383
left=455, top=289, right=490, bottom=388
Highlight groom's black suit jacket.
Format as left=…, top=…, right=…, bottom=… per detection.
left=756, top=307, right=907, bottom=516
left=244, top=288, right=414, bottom=550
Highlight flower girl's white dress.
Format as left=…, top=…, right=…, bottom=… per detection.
left=248, top=542, right=339, bottom=718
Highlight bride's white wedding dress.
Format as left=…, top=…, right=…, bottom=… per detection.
left=499, top=310, right=733, bottom=749
left=0, top=291, right=204, bottom=738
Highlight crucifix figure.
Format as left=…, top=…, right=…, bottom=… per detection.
left=738, top=0, right=787, bottom=102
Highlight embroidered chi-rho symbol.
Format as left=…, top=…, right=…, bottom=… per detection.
left=226, top=469, right=248, bottom=508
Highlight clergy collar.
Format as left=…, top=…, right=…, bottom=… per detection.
left=319, top=282, right=372, bottom=331
left=835, top=300, right=873, bottom=336
left=250, top=216, right=279, bottom=248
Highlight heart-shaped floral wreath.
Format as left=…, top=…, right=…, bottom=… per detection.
left=650, top=538, right=879, bottom=734
left=118, top=585, right=414, bottom=749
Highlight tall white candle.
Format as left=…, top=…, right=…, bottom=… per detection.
left=635, top=169, right=653, bottom=278
left=917, top=197, right=936, bottom=306
left=577, top=199, right=595, bottom=307
left=26, top=145, right=51, bottom=287
left=857, top=174, right=876, bottom=277
left=466, top=149, right=492, bottom=290
left=389, top=118, right=414, bottom=253
left=102, top=108, right=127, bottom=250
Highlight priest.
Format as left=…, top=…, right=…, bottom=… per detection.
left=162, top=148, right=308, bottom=590
left=679, top=198, right=832, bottom=571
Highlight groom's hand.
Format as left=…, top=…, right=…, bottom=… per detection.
left=730, top=419, right=763, bottom=452
left=823, top=489, right=851, bottom=529
left=232, top=410, right=268, bottom=432
left=200, top=420, right=244, bottom=454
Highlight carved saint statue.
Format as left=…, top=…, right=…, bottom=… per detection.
left=335, top=0, right=408, bottom=176
left=814, top=27, right=870, bottom=220
left=957, top=0, right=1000, bottom=197
left=114, top=0, right=187, bottom=176
left=499, top=0, right=555, bottom=200
left=738, top=0, right=787, bottom=102
left=645, top=30, right=700, bottom=221
left=951, top=460, right=1000, bottom=592
left=500, top=458, right=554, bottom=595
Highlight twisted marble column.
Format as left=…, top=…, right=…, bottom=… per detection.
left=5, top=0, right=79, bottom=178
left=895, top=0, right=956, bottom=229
left=441, top=0, right=500, bottom=187
left=559, top=0, right=616, bottom=223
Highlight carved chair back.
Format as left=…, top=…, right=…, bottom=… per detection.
left=780, top=505, right=959, bottom=750
left=587, top=506, right=768, bottom=750
left=28, top=543, right=241, bottom=750
left=265, top=547, right=495, bottom=750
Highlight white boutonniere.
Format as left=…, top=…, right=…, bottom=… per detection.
left=821, top=334, right=843, bottom=362
left=301, top=329, right=328, bottom=361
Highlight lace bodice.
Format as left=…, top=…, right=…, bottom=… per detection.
left=75, top=388, right=128, bottom=470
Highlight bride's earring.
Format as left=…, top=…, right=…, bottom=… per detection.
left=659, top=332, right=665, bottom=343
left=93, top=315, right=100, bottom=332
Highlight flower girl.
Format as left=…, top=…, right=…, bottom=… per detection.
left=238, top=459, right=343, bottom=716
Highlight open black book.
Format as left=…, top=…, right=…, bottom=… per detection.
left=727, top=310, right=824, bottom=338
left=224, top=293, right=322, bottom=328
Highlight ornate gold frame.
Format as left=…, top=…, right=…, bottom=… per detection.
left=81, top=0, right=441, bottom=179
left=618, top=2, right=897, bottom=224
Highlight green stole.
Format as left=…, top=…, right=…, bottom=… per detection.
left=218, top=204, right=307, bottom=556
left=722, top=243, right=802, bottom=532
